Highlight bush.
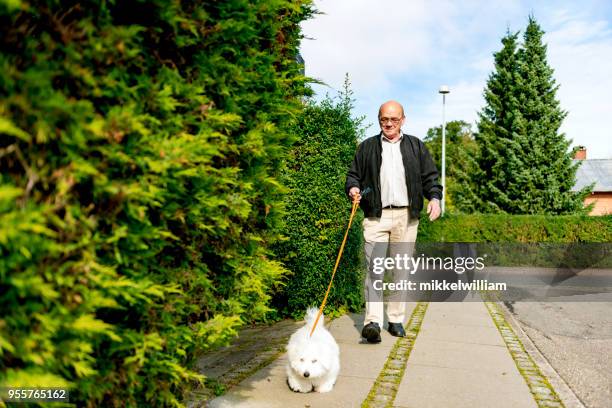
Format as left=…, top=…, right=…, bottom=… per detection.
left=416, top=213, right=612, bottom=268
left=0, top=1, right=312, bottom=406
left=273, top=80, right=366, bottom=318
left=418, top=213, right=612, bottom=243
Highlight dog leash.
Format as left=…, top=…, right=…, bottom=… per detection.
left=309, top=188, right=370, bottom=337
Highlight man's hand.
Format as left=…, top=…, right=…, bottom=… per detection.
left=349, top=187, right=361, bottom=203
left=427, top=198, right=441, bottom=221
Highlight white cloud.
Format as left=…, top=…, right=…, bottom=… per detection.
left=412, top=80, right=485, bottom=134
left=546, top=12, right=612, bottom=158
left=300, top=0, right=433, bottom=92
left=300, top=0, right=518, bottom=94
left=301, top=1, right=612, bottom=157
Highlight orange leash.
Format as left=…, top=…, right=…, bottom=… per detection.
left=309, top=198, right=360, bottom=337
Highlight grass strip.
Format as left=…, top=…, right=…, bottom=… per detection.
left=482, top=294, right=565, bottom=408
left=361, top=302, right=429, bottom=408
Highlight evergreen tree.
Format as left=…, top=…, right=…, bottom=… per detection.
left=0, top=1, right=314, bottom=404
left=475, top=18, right=590, bottom=214
left=475, top=30, right=522, bottom=213
left=273, top=76, right=366, bottom=317
left=509, top=16, right=590, bottom=214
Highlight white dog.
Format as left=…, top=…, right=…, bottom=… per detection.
left=286, top=307, right=340, bottom=393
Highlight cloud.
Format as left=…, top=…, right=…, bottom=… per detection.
left=401, top=80, right=485, bottom=140
left=301, top=1, right=612, bottom=157
left=300, top=0, right=518, bottom=92
left=300, top=0, right=433, bottom=92
left=545, top=11, right=612, bottom=158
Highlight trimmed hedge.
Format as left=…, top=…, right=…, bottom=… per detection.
left=273, top=83, right=366, bottom=318
left=418, top=213, right=612, bottom=242
left=1, top=1, right=312, bottom=406
left=417, top=213, right=612, bottom=268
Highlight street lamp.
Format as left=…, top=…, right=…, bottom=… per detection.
left=439, top=85, right=450, bottom=215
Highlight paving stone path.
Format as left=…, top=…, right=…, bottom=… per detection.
left=189, top=293, right=584, bottom=408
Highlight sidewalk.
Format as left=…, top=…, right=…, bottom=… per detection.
left=203, top=294, right=569, bottom=408
left=393, top=300, right=535, bottom=408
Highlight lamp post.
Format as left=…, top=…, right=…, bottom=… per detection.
left=439, top=85, right=450, bottom=215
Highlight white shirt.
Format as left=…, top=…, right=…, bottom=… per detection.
left=380, top=132, right=409, bottom=207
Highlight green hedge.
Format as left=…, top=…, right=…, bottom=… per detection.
left=418, top=213, right=612, bottom=242
left=272, top=84, right=365, bottom=318
left=0, top=1, right=312, bottom=406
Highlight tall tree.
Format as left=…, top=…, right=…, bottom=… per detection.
left=475, top=30, right=522, bottom=213
left=475, top=18, right=590, bottom=214
left=509, top=16, right=589, bottom=214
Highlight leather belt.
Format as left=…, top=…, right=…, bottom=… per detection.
left=382, top=205, right=408, bottom=209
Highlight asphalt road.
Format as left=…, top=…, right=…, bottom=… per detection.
left=507, top=297, right=612, bottom=408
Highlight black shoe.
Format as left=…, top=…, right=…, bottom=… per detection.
left=361, top=322, right=381, bottom=343
left=387, top=322, right=406, bottom=337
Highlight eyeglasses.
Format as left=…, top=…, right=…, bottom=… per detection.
left=379, top=117, right=402, bottom=124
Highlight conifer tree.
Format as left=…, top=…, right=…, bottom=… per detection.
left=509, top=16, right=590, bottom=214
left=475, top=30, right=522, bottom=212
left=475, top=18, right=590, bottom=214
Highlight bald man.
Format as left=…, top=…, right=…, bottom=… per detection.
left=345, top=100, right=442, bottom=343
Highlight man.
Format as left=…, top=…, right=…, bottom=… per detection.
left=345, top=100, right=442, bottom=343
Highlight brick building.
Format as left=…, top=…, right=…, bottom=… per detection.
left=572, top=147, right=612, bottom=215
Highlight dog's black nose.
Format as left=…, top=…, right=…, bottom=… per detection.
left=303, top=371, right=310, bottom=378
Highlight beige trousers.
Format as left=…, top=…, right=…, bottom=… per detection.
left=363, top=208, right=419, bottom=326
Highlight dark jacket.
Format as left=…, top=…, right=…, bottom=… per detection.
left=345, top=133, right=443, bottom=219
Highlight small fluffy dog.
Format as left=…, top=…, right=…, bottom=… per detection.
left=286, top=307, right=340, bottom=393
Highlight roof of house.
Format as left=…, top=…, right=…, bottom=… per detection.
left=572, top=159, right=612, bottom=192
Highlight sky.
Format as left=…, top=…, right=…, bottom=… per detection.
left=300, top=0, right=612, bottom=159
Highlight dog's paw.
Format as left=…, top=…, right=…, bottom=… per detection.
left=287, top=377, right=310, bottom=393
left=286, top=377, right=300, bottom=392
left=315, top=382, right=335, bottom=393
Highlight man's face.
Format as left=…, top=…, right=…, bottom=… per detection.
left=379, top=103, right=405, bottom=139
